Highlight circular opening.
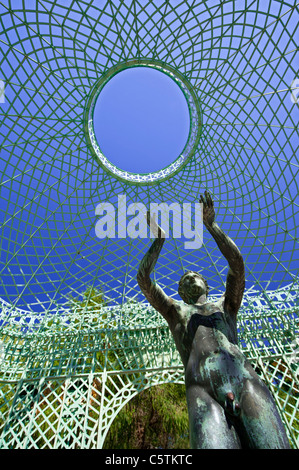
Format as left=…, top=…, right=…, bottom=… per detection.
left=93, top=67, right=190, bottom=174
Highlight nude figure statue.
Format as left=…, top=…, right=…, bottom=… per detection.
left=137, top=191, right=290, bottom=449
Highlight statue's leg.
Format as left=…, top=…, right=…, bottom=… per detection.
left=186, top=384, right=241, bottom=449
left=237, top=378, right=290, bottom=449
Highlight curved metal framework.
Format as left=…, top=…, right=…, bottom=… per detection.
left=85, top=59, right=202, bottom=184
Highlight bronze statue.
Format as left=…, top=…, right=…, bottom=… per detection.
left=137, top=191, right=290, bottom=449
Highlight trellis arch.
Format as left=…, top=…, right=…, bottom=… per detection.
left=97, top=371, right=186, bottom=449
left=0, top=291, right=298, bottom=448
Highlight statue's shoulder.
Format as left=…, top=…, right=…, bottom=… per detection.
left=171, top=299, right=186, bottom=311
left=171, top=300, right=192, bottom=322
left=214, top=295, right=225, bottom=310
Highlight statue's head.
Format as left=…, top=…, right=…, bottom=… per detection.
left=178, top=271, right=209, bottom=304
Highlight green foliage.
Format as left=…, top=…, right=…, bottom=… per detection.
left=67, top=286, right=106, bottom=322
left=103, top=383, right=189, bottom=449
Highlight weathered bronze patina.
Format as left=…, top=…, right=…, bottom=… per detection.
left=137, top=191, right=290, bottom=449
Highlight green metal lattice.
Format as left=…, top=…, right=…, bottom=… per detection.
left=0, top=0, right=298, bottom=448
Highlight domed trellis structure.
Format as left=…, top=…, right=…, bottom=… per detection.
left=0, top=0, right=298, bottom=449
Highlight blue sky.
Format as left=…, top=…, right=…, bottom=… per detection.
left=93, top=67, right=190, bottom=174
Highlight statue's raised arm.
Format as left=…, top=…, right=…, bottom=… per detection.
left=137, top=212, right=175, bottom=324
left=200, top=191, right=245, bottom=320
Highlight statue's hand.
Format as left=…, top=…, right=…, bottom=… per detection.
left=146, top=211, right=165, bottom=238
left=200, top=190, right=215, bottom=227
